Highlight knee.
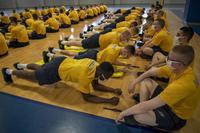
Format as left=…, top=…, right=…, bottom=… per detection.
left=142, top=48, right=153, bottom=55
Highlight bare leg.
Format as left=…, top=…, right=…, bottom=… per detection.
left=60, top=50, right=78, bottom=57
left=139, top=78, right=158, bottom=102
left=133, top=111, right=157, bottom=126
left=142, top=47, right=154, bottom=56
left=149, top=52, right=166, bottom=68
left=92, top=80, right=122, bottom=95
left=62, top=40, right=82, bottom=47
left=12, top=70, right=38, bottom=83
left=26, top=63, right=42, bottom=70
left=82, top=93, right=119, bottom=105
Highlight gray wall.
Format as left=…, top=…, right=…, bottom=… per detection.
left=0, top=0, right=185, bottom=9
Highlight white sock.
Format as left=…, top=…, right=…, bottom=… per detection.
left=6, top=69, right=13, bottom=75
left=61, top=41, right=67, bottom=45
left=47, top=52, right=54, bottom=57
left=53, top=48, right=61, bottom=53
left=17, top=64, right=27, bottom=69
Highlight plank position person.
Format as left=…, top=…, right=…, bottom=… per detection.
left=44, top=44, right=135, bottom=67
left=116, top=45, right=200, bottom=130
left=2, top=58, right=122, bottom=105
left=59, top=30, right=131, bottom=50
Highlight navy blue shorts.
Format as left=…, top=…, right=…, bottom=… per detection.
left=81, top=33, right=100, bottom=49
left=152, top=46, right=169, bottom=56
left=151, top=86, right=186, bottom=130
left=35, top=57, right=66, bottom=85
left=74, top=49, right=98, bottom=60
left=103, top=22, right=116, bottom=30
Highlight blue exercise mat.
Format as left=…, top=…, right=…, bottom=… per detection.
left=0, top=92, right=165, bottom=133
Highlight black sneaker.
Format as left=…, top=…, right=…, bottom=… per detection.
left=42, top=51, right=49, bottom=63
left=48, top=47, right=55, bottom=54
left=58, top=40, right=64, bottom=50
left=13, top=62, right=23, bottom=70
left=79, top=33, right=83, bottom=39
left=1, top=68, right=13, bottom=83
left=64, top=36, right=69, bottom=41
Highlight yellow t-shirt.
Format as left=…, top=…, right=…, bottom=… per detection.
left=116, top=21, right=131, bottom=28
left=97, top=44, right=122, bottom=64
left=25, top=18, right=34, bottom=27
left=48, top=8, right=54, bottom=14
left=35, top=10, right=41, bottom=17
left=45, top=17, right=59, bottom=30
left=96, top=7, right=100, bottom=14
left=59, top=13, right=71, bottom=25
left=41, top=9, right=48, bottom=16
left=1, top=16, right=10, bottom=24
left=144, top=25, right=156, bottom=37
left=157, top=65, right=200, bottom=120
left=32, top=20, right=46, bottom=35
left=68, top=10, right=79, bottom=22
left=11, top=24, right=29, bottom=43
left=99, top=31, right=120, bottom=50
left=23, top=12, right=32, bottom=19
left=79, top=10, right=86, bottom=19
left=0, top=33, right=8, bottom=55
left=103, top=5, right=108, bottom=12
left=86, top=8, right=94, bottom=17
left=151, top=28, right=173, bottom=53
left=58, top=58, right=97, bottom=94
left=112, top=27, right=129, bottom=33
left=92, top=7, right=98, bottom=16
left=100, top=6, right=104, bottom=13
left=54, top=8, right=59, bottom=13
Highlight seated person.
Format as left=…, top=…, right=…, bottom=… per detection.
left=0, top=32, right=8, bottom=57
left=60, top=30, right=131, bottom=50
left=136, top=19, right=173, bottom=59
left=68, top=7, right=79, bottom=24
left=2, top=58, right=122, bottom=105
left=29, top=14, right=46, bottom=39
left=149, top=26, right=194, bottom=68
left=45, top=13, right=59, bottom=33
left=154, top=10, right=168, bottom=29
left=142, top=16, right=155, bottom=41
left=25, top=16, right=34, bottom=28
left=45, top=44, right=135, bottom=67
left=0, top=11, right=10, bottom=33
left=86, top=5, right=94, bottom=19
left=116, top=45, right=200, bottom=131
left=79, top=6, right=87, bottom=21
left=8, top=17, right=29, bottom=48
left=11, top=10, right=21, bottom=22
left=59, top=8, right=71, bottom=28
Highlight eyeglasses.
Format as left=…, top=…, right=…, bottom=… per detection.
left=166, top=56, right=186, bottom=66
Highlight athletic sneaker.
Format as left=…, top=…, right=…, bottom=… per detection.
left=48, top=47, right=55, bottom=54
left=13, top=62, right=23, bottom=70
left=58, top=40, right=64, bottom=50
left=1, top=68, right=13, bottom=83
left=64, top=36, right=69, bottom=41
left=42, top=51, right=49, bottom=63
left=79, top=33, right=84, bottom=39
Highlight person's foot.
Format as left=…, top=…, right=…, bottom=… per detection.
left=132, top=93, right=140, bottom=103
left=114, top=88, right=122, bottom=96
left=1, top=68, right=13, bottom=83
left=48, top=47, right=55, bottom=53
left=13, top=62, right=23, bottom=70
left=109, top=97, right=119, bottom=105
left=42, top=51, right=49, bottom=63
left=58, top=40, right=65, bottom=50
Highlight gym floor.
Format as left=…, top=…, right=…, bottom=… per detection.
left=0, top=6, right=200, bottom=133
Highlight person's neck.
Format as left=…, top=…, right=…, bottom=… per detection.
left=174, top=67, right=187, bottom=75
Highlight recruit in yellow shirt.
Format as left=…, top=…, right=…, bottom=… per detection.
left=32, top=20, right=46, bottom=35
left=97, top=44, right=122, bottom=64
left=68, top=10, right=79, bottom=22
left=151, top=28, right=173, bottom=53
left=1, top=16, right=10, bottom=24
left=58, top=58, right=97, bottom=94
left=0, top=32, right=8, bottom=55
left=157, top=65, right=200, bottom=120
left=11, top=24, right=29, bottom=43
left=45, top=17, right=59, bottom=30
left=79, top=10, right=86, bottom=20
left=59, top=13, right=71, bottom=25
left=99, top=31, right=120, bottom=50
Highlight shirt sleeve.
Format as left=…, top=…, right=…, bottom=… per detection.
left=156, top=65, right=172, bottom=78
left=151, top=32, right=164, bottom=46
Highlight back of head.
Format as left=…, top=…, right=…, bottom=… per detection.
left=180, top=26, right=194, bottom=41
left=172, top=45, right=194, bottom=66
left=13, top=10, right=16, bottom=13
left=121, top=30, right=131, bottom=39
left=60, top=8, right=64, bottom=13
left=32, top=14, right=38, bottom=20
left=10, top=17, right=18, bottom=24
left=125, top=45, right=135, bottom=55
left=99, top=62, right=114, bottom=75
left=155, top=18, right=165, bottom=29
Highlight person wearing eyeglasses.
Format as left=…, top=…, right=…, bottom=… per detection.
left=2, top=58, right=121, bottom=105
left=116, top=45, right=200, bottom=131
